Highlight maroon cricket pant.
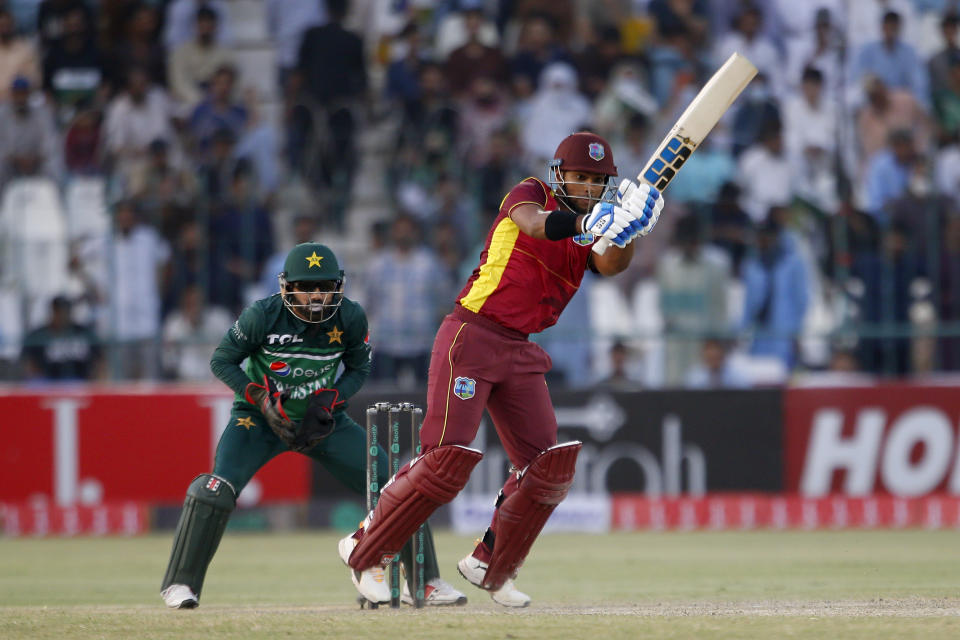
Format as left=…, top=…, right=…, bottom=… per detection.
left=419, top=307, right=558, bottom=522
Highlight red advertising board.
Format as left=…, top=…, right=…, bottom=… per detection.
left=784, top=385, right=960, bottom=497
left=0, top=385, right=311, bottom=506
left=610, top=493, right=960, bottom=530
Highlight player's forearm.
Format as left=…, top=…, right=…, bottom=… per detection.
left=592, top=243, right=634, bottom=276
left=210, top=346, right=254, bottom=396
left=332, top=364, right=369, bottom=407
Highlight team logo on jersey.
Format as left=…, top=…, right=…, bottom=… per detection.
left=453, top=376, right=476, bottom=400
left=270, top=361, right=291, bottom=376
left=588, top=142, right=605, bottom=161
left=572, top=232, right=594, bottom=246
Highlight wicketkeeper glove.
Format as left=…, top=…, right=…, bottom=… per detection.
left=244, top=374, right=297, bottom=445
left=290, top=388, right=344, bottom=452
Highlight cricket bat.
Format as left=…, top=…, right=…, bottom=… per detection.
left=593, top=52, right=757, bottom=254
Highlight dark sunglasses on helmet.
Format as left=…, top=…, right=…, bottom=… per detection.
left=290, top=280, right=340, bottom=293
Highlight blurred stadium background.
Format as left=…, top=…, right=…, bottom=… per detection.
left=3, top=0, right=960, bottom=585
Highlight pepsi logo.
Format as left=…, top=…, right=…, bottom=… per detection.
left=270, top=361, right=291, bottom=376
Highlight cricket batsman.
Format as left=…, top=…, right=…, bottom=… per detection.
left=338, top=132, right=664, bottom=606
left=161, top=243, right=466, bottom=608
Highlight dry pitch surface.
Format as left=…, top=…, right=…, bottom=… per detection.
left=2, top=530, right=959, bottom=639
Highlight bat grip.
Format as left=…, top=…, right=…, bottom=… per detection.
left=591, top=237, right=612, bottom=256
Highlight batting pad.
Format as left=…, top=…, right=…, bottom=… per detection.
left=349, top=445, right=483, bottom=571
left=161, top=474, right=236, bottom=597
left=482, top=441, right=582, bottom=591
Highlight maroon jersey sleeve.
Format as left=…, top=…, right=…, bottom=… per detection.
left=499, top=178, right=549, bottom=219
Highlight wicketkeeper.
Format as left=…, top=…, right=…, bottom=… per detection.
left=161, top=243, right=466, bottom=608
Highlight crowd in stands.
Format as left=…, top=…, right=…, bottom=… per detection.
left=3, top=0, right=960, bottom=389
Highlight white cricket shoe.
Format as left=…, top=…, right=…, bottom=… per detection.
left=161, top=584, right=198, bottom=609
left=457, top=555, right=531, bottom=608
left=338, top=533, right=391, bottom=604
left=401, top=577, right=468, bottom=606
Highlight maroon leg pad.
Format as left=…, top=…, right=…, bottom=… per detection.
left=348, top=445, right=483, bottom=570
left=481, top=441, right=581, bottom=591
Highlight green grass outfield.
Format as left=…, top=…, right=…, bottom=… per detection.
left=2, top=529, right=959, bottom=639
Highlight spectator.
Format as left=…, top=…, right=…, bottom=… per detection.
left=657, top=215, right=730, bottom=386
left=864, top=128, right=916, bottom=225
left=363, top=214, right=452, bottom=388
left=434, top=0, right=499, bottom=61
left=509, top=12, right=572, bottom=96
left=474, top=128, right=523, bottom=215
left=684, top=336, right=751, bottom=389
left=395, top=62, right=459, bottom=174
left=161, top=284, right=232, bottom=381
left=233, top=92, right=282, bottom=199
left=519, top=62, right=592, bottom=173
left=592, top=61, right=657, bottom=151
left=168, top=5, right=233, bottom=112
left=296, top=0, right=367, bottom=206
left=784, top=67, right=839, bottom=213
left=708, top=182, right=753, bottom=276
left=730, top=73, right=781, bottom=157
left=713, top=4, right=783, bottom=98
left=851, top=221, right=924, bottom=376
left=105, top=199, right=170, bottom=380
left=934, top=52, right=960, bottom=140
left=855, top=75, right=929, bottom=179
left=162, top=219, right=205, bottom=316
left=929, top=13, right=960, bottom=96
left=129, top=138, right=197, bottom=240
left=386, top=23, right=427, bottom=108
left=266, top=0, right=325, bottom=83
left=103, top=66, right=175, bottom=187
left=164, top=0, right=231, bottom=50
left=0, top=76, right=61, bottom=189
left=457, top=75, right=511, bottom=169
left=188, top=65, right=248, bottom=160
left=20, top=295, right=102, bottom=381
left=740, top=218, right=810, bottom=370
left=596, top=339, right=643, bottom=392
left=443, top=7, right=510, bottom=99
left=786, top=7, right=843, bottom=97
left=63, top=103, right=103, bottom=174
left=737, top=124, right=792, bottom=223
left=42, top=6, right=105, bottom=125
left=37, top=0, right=94, bottom=52
left=0, top=8, right=41, bottom=103
left=784, top=67, right=837, bottom=160
left=938, top=213, right=960, bottom=369
left=648, top=0, right=709, bottom=45
left=197, top=126, right=240, bottom=203
left=207, top=161, right=274, bottom=312
left=106, top=4, right=166, bottom=89
left=575, top=23, right=629, bottom=101
left=852, top=10, right=929, bottom=108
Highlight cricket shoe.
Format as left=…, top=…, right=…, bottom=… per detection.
left=161, top=584, right=198, bottom=609
left=401, top=577, right=468, bottom=606
left=338, top=531, right=391, bottom=604
left=457, top=555, right=531, bottom=608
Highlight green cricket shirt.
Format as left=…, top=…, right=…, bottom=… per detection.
left=210, top=294, right=372, bottom=420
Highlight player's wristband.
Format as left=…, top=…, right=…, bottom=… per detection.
left=543, top=210, right=582, bottom=240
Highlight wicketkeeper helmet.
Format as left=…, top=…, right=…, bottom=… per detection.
left=279, top=243, right=345, bottom=323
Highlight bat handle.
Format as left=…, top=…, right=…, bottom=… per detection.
left=591, top=237, right=612, bottom=256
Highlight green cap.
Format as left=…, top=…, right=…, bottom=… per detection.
left=282, top=243, right=344, bottom=281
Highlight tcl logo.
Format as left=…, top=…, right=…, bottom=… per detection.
left=798, top=406, right=960, bottom=497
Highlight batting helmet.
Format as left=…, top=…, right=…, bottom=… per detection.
left=548, top=132, right=618, bottom=212
left=550, top=131, right=618, bottom=177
